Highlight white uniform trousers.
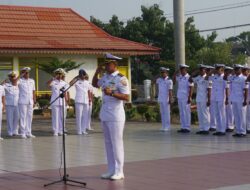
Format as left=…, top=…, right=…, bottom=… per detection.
left=0, top=107, right=2, bottom=137
left=19, top=104, right=33, bottom=136
left=197, top=102, right=210, bottom=131
left=178, top=100, right=191, bottom=130
left=232, top=102, right=247, bottom=134
left=51, top=105, right=66, bottom=134
left=6, top=105, right=19, bottom=136
left=226, top=103, right=234, bottom=129
left=209, top=103, right=216, bottom=129
left=211, top=101, right=226, bottom=132
left=101, top=121, right=125, bottom=175
left=75, top=103, right=89, bottom=134
left=87, top=103, right=93, bottom=130
left=159, top=102, right=171, bottom=130
left=247, top=104, right=250, bottom=130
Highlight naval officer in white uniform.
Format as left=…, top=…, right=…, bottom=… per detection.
left=74, top=69, right=91, bottom=135
left=18, top=67, right=36, bottom=139
left=230, top=64, right=248, bottom=137
left=209, top=64, right=229, bottom=136
left=189, top=64, right=212, bottom=134
left=247, top=73, right=250, bottom=134
left=47, top=68, right=69, bottom=136
left=156, top=67, right=173, bottom=131
left=0, top=83, right=5, bottom=140
left=4, top=71, right=19, bottom=137
left=224, top=66, right=235, bottom=132
left=92, top=53, right=129, bottom=180
left=173, top=64, right=194, bottom=133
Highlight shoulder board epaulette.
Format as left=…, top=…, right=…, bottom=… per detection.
left=118, top=73, right=124, bottom=77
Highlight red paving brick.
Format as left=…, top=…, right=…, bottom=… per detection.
left=1, top=151, right=250, bottom=190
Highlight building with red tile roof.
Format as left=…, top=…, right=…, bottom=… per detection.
left=0, top=5, right=160, bottom=97
left=0, top=5, right=160, bottom=55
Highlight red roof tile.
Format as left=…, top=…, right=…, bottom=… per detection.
left=0, top=5, right=160, bottom=55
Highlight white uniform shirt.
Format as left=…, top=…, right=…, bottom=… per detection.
left=156, top=77, right=173, bottom=103
left=209, top=74, right=228, bottom=101
left=193, top=75, right=212, bottom=102
left=74, top=79, right=90, bottom=104
left=229, top=74, right=248, bottom=102
left=0, top=85, right=5, bottom=108
left=18, top=78, right=35, bottom=105
left=248, top=79, right=250, bottom=102
left=4, top=83, right=19, bottom=106
left=176, top=73, right=193, bottom=100
left=98, top=71, right=129, bottom=122
left=50, top=79, right=69, bottom=106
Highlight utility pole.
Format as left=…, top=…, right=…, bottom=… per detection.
left=173, top=0, right=185, bottom=69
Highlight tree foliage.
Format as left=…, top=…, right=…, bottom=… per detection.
left=90, top=4, right=248, bottom=83
left=39, top=58, right=84, bottom=75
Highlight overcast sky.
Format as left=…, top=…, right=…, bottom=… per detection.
left=0, top=0, right=250, bottom=41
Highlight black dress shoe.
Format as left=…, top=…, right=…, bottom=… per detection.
left=209, top=128, right=216, bottom=132
left=247, top=130, right=250, bottom=134
left=177, top=129, right=185, bottom=133
left=201, top=131, right=209, bottom=135
left=232, top=133, right=240, bottom=137
left=196, top=131, right=203, bottom=134
left=182, top=129, right=190, bottom=133
left=177, top=129, right=190, bottom=133
left=233, top=133, right=246, bottom=137
left=238, top=134, right=246, bottom=137
left=213, top=132, right=225, bottom=136
left=226, top=128, right=234, bottom=133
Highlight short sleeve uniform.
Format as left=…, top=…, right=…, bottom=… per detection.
left=98, top=71, right=129, bottom=122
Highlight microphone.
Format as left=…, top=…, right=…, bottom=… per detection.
left=60, top=87, right=65, bottom=92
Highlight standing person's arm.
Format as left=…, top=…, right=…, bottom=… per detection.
left=225, top=81, right=229, bottom=105
left=169, top=89, right=173, bottom=104
left=207, top=81, right=212, bottom=107
left=33, top=80, right=36, bottom=107
left=187, top=86, right=193, bottom=104
left=88, top=90, right=92, bottom=105
left=47, top=78, right=54, bottom=88
left=187, top=79, right=194, bottom=104
left=168, top=79, right=173, bottom=104
left=247, top=77, right=250, bottom=104
left=243, top=81, right=248, bottom=106
left=103, top=77, right=130, bottom=101
left=92, top=65, right=103, bottom=88
left=2, top=96, right=5, bottom=112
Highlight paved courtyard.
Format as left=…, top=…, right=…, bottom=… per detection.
left=0, top=118, right=250, bottom=189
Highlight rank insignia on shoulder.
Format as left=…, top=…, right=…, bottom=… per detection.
left=121, top=79, right=128, bottom=86
left=118, top=73, right=124, bottom=77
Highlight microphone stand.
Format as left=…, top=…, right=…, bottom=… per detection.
left=44, top=76, right=87, bottom=188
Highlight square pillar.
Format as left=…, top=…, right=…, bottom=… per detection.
left=13, top=56, right=19, bottom=74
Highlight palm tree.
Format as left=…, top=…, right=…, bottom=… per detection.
left=38, top=57, right=84, bottom=75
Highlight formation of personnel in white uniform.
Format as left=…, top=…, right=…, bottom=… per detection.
left=0, top=68, right=36, bottom=140
left=157, top=63, right=250, bottom=137
left=47, top=68, right=94, bottom=136
left=0, top=53, right=250, bottom=182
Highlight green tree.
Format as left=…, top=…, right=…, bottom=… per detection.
left=39, top=58, right=84, bottom=75
left=90, top=15, right=124, bottom=37
left=90, top=4, right=216, bottom=84
left=195, top=42, right=246, bottom=65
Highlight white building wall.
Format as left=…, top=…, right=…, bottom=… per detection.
left=57, top=54, right=101, bottom=99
